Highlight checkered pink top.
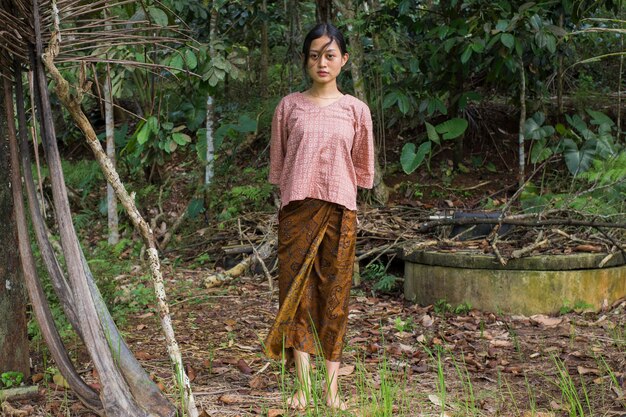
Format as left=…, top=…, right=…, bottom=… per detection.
left=269, top=92, right=375, bottom=211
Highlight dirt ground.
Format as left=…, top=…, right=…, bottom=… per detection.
left=4, top=262, right=625, bottom=417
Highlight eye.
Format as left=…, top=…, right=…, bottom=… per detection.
left=309, top=53, right=318, bottom=60
left=326, top=54, right=335, bottom=59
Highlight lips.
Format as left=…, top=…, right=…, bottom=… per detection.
left=317, top=71, right=329, bottom=76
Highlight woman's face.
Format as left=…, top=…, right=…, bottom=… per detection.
left=306, top=36, right=348, bottom=87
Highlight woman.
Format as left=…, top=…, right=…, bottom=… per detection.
left=264, top=22, right=374, bottom=410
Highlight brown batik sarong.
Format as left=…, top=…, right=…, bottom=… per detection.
left=264, top=198, right=357, bottom=363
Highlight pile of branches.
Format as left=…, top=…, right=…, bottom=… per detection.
left=169, top=205, right=625, bottom=288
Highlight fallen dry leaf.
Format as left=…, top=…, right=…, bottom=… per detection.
left=267, top=408, right=285, bottom=417
left=135, top=350, right=154, bottom=360
left=530, top=315, right=563, bottom=327
left=186, top=365, right=196, bottom=382
left=577, top=366, right=600, bottom=375
left=490, top=340, right=513, bottom=348
left=428, top=394, right=443, bottom=407
left=219, top=393, right=245, bottom=404
left=1, top=402, right=30, bottom=416
left=422, top=314, right=434, bottom=327
left=52, top=373, right=70, bottom=389
left=237, top=359, right=253, bottom=375
left=338, top=365, right=355, bottom=376
left=573, top=244, right=603, bottom=253
left=249, top=374, right=267, bottom=389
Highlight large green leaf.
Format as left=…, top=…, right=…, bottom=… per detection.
left=501, top=33, right=515, bottom=49
left=234, top=115, right=257, bottom=133
left=425, top=122, right=440, bottom=145
left=401, top=142, right=431, bottom=174
left=524, top=112, right=554, bottom=140
left=397, top=93, right=411, bottom=115
left=562, top=138, right=597, bottom=176
left=530, top=139, right=553, bottom=163
left=172, top=132, right=192, bottom=146
left=136, top=122, right=150, bottom=145
left=148, top=7, right=168, bottom=26
left=147, top=116, right=159, bottom=134
left=461, top=46, right=473, bottom=64
left=382, top=91, right=398, bottom=109
left=586, top=109, right=614, bottom=127
left=435, top=118, right=468, bottom=140
left=184, top=50, right=198, bottom=70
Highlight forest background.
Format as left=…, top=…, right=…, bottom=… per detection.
left=0, top=0, right=625, bottom=416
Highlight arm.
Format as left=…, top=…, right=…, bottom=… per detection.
left=352, top=105, right=375, bottom=189
left=268, top=99, right=286, bottom=185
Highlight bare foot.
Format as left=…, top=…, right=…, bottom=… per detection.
left=326, top=393, right=348, bottom=411
left=287, top=391, right=309, bottom=411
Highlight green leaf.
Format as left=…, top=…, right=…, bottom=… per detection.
left=184, top=49, right=198, bottom=70
left=545, top=34, right=556, bottom=53
left=530, top=139, right=553, bottom=163
left=147, top=116, right=159, bottom=134
left=425, top=122, right=440, bottom=145
left=435, top=118, right=468, bottom=140
left=555, top=123, right=568, bottom=135
left=461, top=46, right=473, bottom=64
left=172, top=132, right=192, bottom=146
left=382, top=92, right=398, bottom=109
left=459, top=91, right=482, bottom=110
left=136, top=122, right=151, bottom=145
left=501, top=33, right=514, bottom=49
left=187, top=198, right=205, bottom=219
left=148, top=7, right=168, bottom=26
left=562, top=138, right=597, bottom=176
left=169, top=54, right=184, bottom=72
left=586, top=109, right=614, bottom=127
left=427, top=97, right=447, bottom=116
left=470, top=41, right=485, bottom=53
left=234, top=115, right=257, bottom=133
left=397, top=93, right=411, bottom=114
left=195, top=129, right=207, bottom=162
left=496, top=20, right=509, bottom=32
left=401, top=142, right=431, bottom=174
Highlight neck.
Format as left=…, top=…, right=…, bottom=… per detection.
left=309, top=82, right=340, bottom=97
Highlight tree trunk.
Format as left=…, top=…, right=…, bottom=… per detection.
left=42, top=46, right=197, bottom=416
left=5, top=70, right=103, bottom=413
left=316, top=0, right=333, bottom=22
left=21, top=58, right=173, bottom=415
left=32, top=0, right=174, bottom=409
left=286, top=0, right=301, bottom=91
left=556, top=11, right=564, bottom=120
left=205, top=4, right=218, bottom=186
left=259, top=0, right=269, bottom=97
left=0, top=75, right=30, bottom=379
left=104, top=63, right=119, bottom=245
left=334, top=0, right=389, bottom=205
left=518, top=59, right=527, bottom=189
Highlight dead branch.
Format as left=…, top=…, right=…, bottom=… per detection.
left=416, top=216, right=626, bottom=233
left=204, top=238, right=276, bottom=289
left=43, top=42, right=196, bottom=416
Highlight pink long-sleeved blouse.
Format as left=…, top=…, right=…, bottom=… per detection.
left=269, top=92, right=375, bottom=211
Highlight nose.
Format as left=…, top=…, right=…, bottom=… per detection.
left=317, top=56, right=327, bottom=67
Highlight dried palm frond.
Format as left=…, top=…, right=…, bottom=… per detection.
left=0, top=0, right=197, bottom=78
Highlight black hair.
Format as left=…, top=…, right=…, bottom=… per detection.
left=301, top=23, right=348, bottom=72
